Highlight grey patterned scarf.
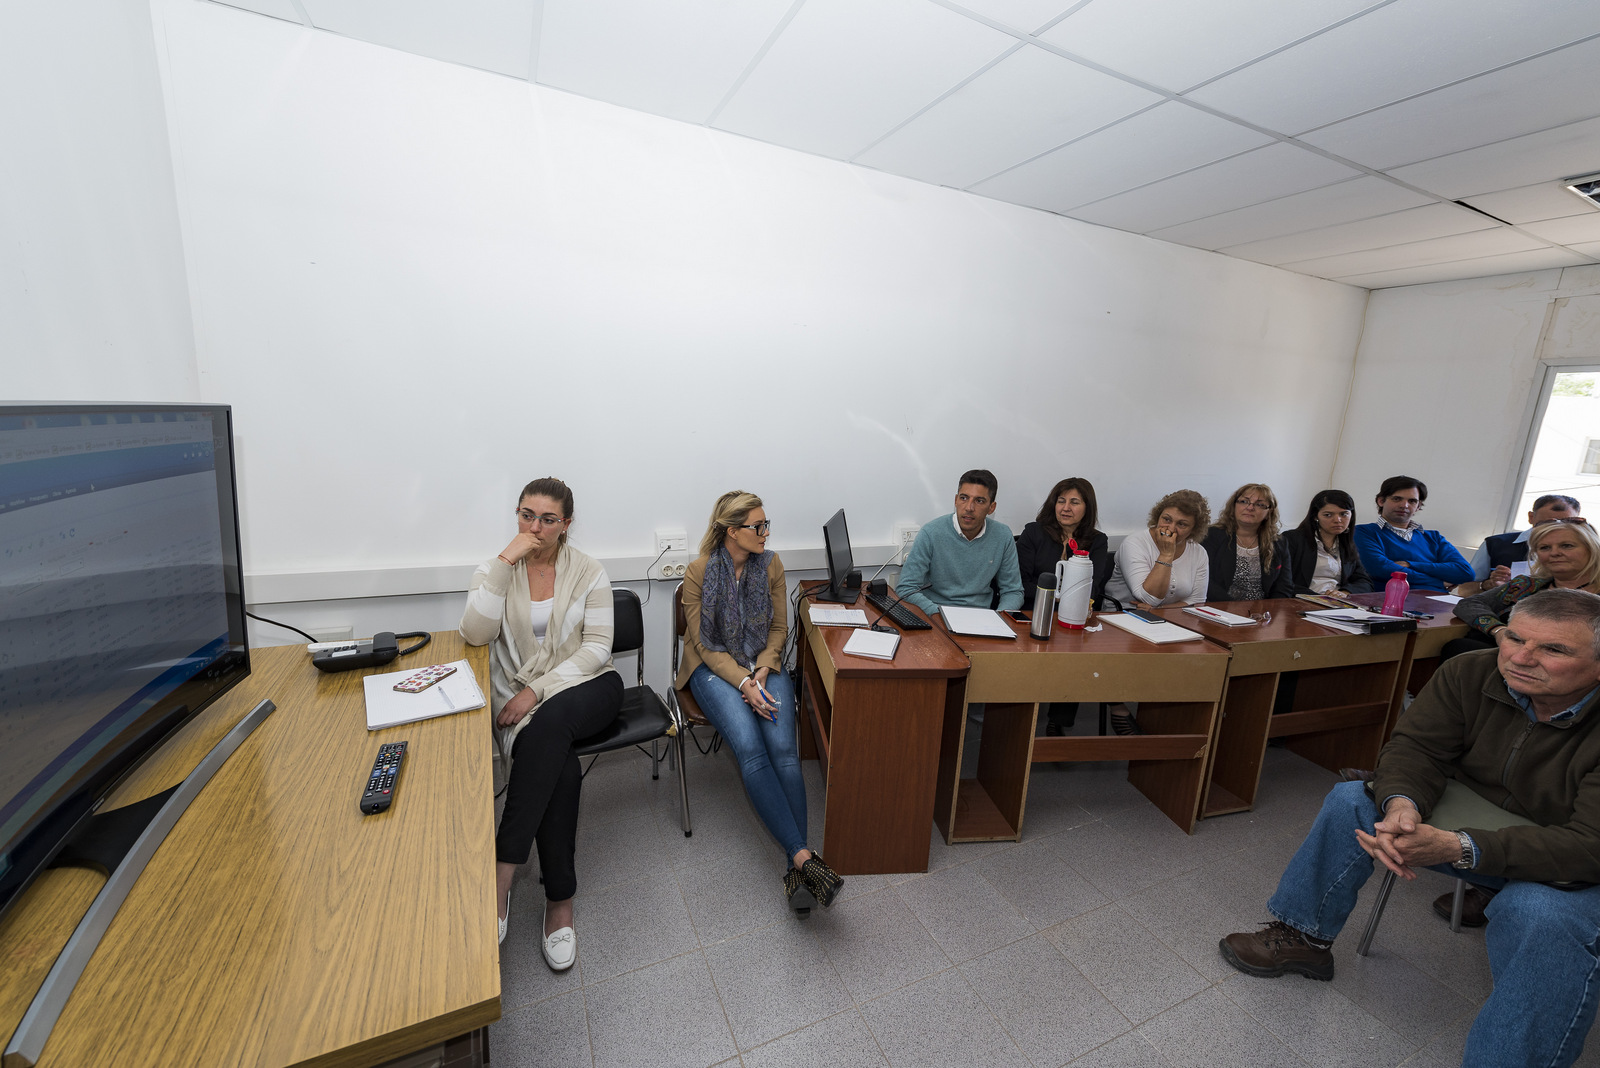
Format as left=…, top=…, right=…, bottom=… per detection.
left=699, top=546, right=774, bottom=668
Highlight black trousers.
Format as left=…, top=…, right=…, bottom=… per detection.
left=496, top=671, right=624, bottom=901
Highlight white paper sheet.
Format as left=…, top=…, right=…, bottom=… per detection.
left=364, top=660, right=485, bottom=730
left=938, top=605, right=1017, bottom=639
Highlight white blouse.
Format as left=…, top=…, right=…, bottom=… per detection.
left=1105, top=528, right=1210, bottom=607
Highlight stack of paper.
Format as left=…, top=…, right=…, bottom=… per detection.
left=938, top=606, right=1017, bottom=639
left=1184, top=605, right=1256, bottom=626
left=1101, top=612, right=1203, bottom=644
left=810, top=607, right=869, bottom=627
left=364, top=660, right=485, bottom=730
left=842, top=628, right=900, bottom=660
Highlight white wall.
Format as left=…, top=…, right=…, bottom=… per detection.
left=0, top=0, right=197, bottom=401
left=139, top=0, right=1368, bottom=608
left=1332, top=264, right=1600, bottom=548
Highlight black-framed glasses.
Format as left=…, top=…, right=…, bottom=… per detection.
left=1236, top=498, right=1272, bottom=510
left=734, top=520, right=771, bottom=536
left=515, top=509, right=567, bottom=526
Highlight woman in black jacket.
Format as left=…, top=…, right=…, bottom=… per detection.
left=1201, top=483, right=1294, bottom=602
left=1282, top=489, right=1373, bottom=595
left=1016, top=477, right=1110, bottom=735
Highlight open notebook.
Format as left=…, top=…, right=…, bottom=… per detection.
left=364, top=660, right=486, bottom=730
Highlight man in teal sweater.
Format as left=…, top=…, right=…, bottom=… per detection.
left=896, top=470, right=1024, bottom=616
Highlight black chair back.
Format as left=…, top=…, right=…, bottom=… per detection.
left=612, top=587, right=645, bottom=656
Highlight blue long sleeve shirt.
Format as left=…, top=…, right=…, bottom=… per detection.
left=895, top=514, right=1024, bottom=615
left=1352, top=523, right=1474, bottom=593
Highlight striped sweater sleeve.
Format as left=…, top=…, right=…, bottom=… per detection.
left=459, top=560, right=508, bottom=646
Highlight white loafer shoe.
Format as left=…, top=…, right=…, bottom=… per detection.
left=541, top=903, right=576, bottom=971
left=498, top=889, right=510, bottom=946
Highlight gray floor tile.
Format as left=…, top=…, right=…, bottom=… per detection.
left=1395, top=1013, right=1472, bottom=1067
left=575, top=748, right=655, bottom=829
left=575, top=871, right=700, bottom=985
left=498, top=885, right=584, bottom=1010
left=706, top=921, right=852, bottom=1051
left=1221, top=970, right=1416, bottom=1068
left=576, top=810, right=666, bottom=894
left=1067, top=1030, right=1172, bottom=1067
left=1136, top=987, right=1305, bottom=1068
left=893, top=862, right=1036, bottom=963
left=961, top=933, right=1131, bottom=1067
left=1328, top=937, right=1475, bottom=1048
left=1049, top=804, right=1229, bottom=901
left=1047, top=905, right=1208, bottom=1025
left=743, top=1009, right=889, bottom=1068
left=890, top=823, right=1016, bottom=884
left=490, top=988, right=593, bottom=1068
left=653, top=776, right=770, bottom=873
left=1347, top=869, right=1495, bottom=1002
left=584, top=952, right=737, bottom=1068
left=1014, top=765, right=1100, bottom=840
left=808, top=887, right=951, bottom=1001
left=976, top=836, right=1110, bottom=929
left=677, top=835, right=796, bottom=945
left=859, top=968, right=1030, bottom=1068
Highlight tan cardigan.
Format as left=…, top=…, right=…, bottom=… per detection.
left=673, top=553, right=788, bottom=691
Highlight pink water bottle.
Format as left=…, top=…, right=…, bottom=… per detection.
left=1382, top=571, right=1410, bottom=616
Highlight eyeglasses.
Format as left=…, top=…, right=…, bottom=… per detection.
left=734, top=520, right=771, bottom=536
left=515, top=509, right=567, bottom=526
left=1551, top=516, right=1589, bottom=525
left=1236, top=499, right=1272, bottom=510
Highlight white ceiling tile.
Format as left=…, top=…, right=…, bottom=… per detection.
left=1298, top=37, right=1600, bottom=170
left=1040, top=0, right=1379, bottom=93
left=1464, top=183, right=1600, bottom=224
left=536, top=0, right=795, bottom=124
left=1280, top=226, right=1545, bottom=277
left=971, top=101, right=1271, bottom=213
left=1334, top=246, right=1591, bottom=288
left=1521, top=213, right=1600, bottom=245
left=1220, top=203, right=1493, bottom=265
left=300, top=0, right=535, bottom=78
left=946, top=0, right=1079, bottom=35
left=1185, top=0, right=1600, bottom=135
left=1149, top=176, right=1433, bottom=249
left=1065, top=142, right=1359, bottom=233
left=208, top=0, right=303, bottom=22
left=1386, top=115, right=1600, bottom=199
left=854, top=48, right=1159, bottom=188
left=712, top=0, right=1014, bottom=160
left=1567, top=241, right=1600, bottom=259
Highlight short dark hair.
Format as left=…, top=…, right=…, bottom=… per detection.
left=519, top=476, right=574, bottom=546
left=1035, top=478, right=1099, bottom=545
left=1533, top=494, right=1581, bottom=513
left=1509, top=588, right=1600, bottom=659
left=958, top=469, right=998, bottom=501
left=1295, top=489, right=1359, bottom=563
left=1376, top=475, right=1427, bottom=514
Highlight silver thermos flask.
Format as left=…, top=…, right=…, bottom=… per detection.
left=1030, top=573, right=1057, bottom=640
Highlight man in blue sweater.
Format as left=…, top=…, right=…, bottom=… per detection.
left=1352, top=475, right=1474, bottom=593
left=896, top=469, right=1024, bottom=616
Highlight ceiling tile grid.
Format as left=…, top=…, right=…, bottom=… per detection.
left=198, top=0, right=1600, bottom=288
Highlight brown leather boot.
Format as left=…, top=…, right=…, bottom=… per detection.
left=1219, top=921, right=1335, bottom=981
left=1433, top=885, right=1494, bottom=928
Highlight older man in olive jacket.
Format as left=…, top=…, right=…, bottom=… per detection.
left=1219, top=588, right=1600, bottom=1068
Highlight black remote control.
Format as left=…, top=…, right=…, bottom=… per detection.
left=360, top=741, right=407, bottom=814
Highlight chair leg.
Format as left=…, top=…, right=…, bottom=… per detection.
left=1098, top=702, right=1109, bottom=736
left=1356, top=869, right=1398, bottom=957
left=675, top=726, right=692, bottom=837
left=1450, top=878, right=1466, bottom=933
left=650, top=737, right=660, bottom=781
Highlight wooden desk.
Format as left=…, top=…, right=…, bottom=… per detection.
left=1346, top=591, right=1470, bottom=743
left=936, top=615, right=1230, bottom=839
left=0, top=634, right=499, bottom=1068
left=1153, top=600, right=1409, bottom=818
left=796, top=591, right=969, bottom=876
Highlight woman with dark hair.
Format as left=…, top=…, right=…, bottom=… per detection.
left=1201, top=483, right=1294, bottom=602
left=1017, top=478, right=1111, bottom=735
left=674, top=491, right=842, bottom=912
left=460, top=477, right=623, bottom=971
left=1282, top=490, right=1373, bottom=595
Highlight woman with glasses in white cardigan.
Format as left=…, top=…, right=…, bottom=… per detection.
left=460, top=477, right=622, bottom=972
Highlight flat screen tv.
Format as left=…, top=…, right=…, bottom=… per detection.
left=0, top=403, right=250, bottom=921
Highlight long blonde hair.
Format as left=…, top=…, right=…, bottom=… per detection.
left=699, top=490, right=764, bottom=559
left=1217, top=483, right=1281, bottom=574
left=1529, top=520, right=1600, bottom=589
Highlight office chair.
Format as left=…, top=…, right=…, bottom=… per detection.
left=1356, top=779, right=1534, bottom=955
left=669, top=583, right=719, bottom=755
left=572, top=587, right=692, bottom=837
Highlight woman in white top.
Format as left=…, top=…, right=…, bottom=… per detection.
left=459, top=477, right=622, bottom=971
left=1106, top=489, right=1212, bottom=609
left=1282, top=490, right=1373, bottom=595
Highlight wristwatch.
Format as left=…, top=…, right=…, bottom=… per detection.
left=1451, top=830, right=1475, bottom=870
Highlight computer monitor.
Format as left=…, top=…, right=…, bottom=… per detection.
left=820, top=508, right=858, bottom=604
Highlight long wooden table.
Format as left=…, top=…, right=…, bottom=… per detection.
left=0, top=633, right=499, bottom=1068
left=796, top=592, right=968, bottom=875
left=1151, top=599, right=1410, bottom=817
left=1345, top=590, right=1470, bottom=744
left=936, top=615, right=1230, bottom=838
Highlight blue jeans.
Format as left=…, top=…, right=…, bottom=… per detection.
left=689, top=665, right=808, bottom=861
left=1268, top=781, right=1600, bottom=1067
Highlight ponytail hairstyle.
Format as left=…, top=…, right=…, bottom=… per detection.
left=518, top=476, right=574, bottom=546
left=699, top=490, right=764, bottom=559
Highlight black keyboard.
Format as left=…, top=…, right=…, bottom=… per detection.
left=865, top=591, right=932, bottom=630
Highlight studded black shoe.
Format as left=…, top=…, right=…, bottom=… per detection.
left=784, top=866, right=816, bottom=914
left=800, top=855, right=843, bottom=908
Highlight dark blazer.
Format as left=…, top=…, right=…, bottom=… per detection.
left=1201, top=527, right=1295, bottom=602
left=1016, top=523, right=1112, bottom=610
left=1282, top=528, right=1374, bottom=595
left=1483, top=530, right=1528, bottom=571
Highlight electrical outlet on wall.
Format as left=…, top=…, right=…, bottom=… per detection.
left=892, top=525, right=920, bottom=560
left=651, top=529, right=690, bottom=580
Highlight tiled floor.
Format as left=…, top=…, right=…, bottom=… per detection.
left=490, top=725, right=1600, bottom=1068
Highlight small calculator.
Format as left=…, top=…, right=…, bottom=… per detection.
left=393, top=663, right=457, bottom=693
